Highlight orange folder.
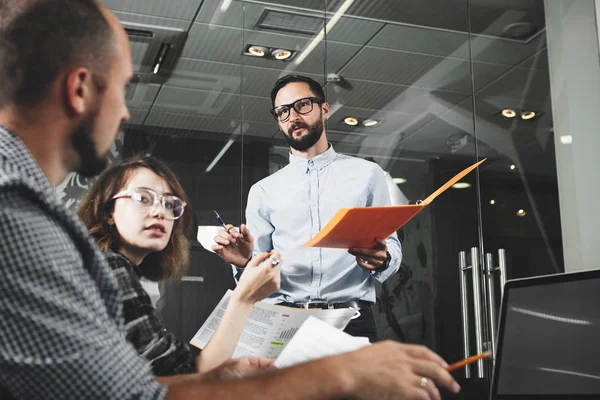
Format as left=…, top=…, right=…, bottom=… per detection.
left=304, top=159, right=486, bottom=249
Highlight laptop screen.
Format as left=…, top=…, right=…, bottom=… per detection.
left=492, top=270, right=600, bottom=399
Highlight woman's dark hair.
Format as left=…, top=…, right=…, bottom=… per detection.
left=77, top=155, right=192, bottom=281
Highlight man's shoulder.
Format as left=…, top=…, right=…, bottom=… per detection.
left=251, top=164, right=294, bottom=190
left=334, top=153, right=382, bottom=173
left=0, top=157, right=27, bottom=190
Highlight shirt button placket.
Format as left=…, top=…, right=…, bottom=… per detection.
left=308, top=161, right=321, bottom=298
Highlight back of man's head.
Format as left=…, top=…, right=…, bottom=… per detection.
left=0, top=0, right=36, bottom=29
left=0, top=0, right=115, bottom=109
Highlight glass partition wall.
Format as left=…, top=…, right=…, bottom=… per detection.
left=87, top=1, right=564, bottom=397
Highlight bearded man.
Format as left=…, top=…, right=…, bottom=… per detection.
left=213, top=75, right=402, bottom=342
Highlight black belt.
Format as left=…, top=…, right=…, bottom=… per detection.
left=277, top=300, right=373, bottom=310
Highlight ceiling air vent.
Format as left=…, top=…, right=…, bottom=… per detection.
left=256, top=8, right=325, bottom=35
left=121, top=22, right=187, bottom=84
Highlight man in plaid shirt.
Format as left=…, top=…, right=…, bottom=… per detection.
left=0, top=1, right=460, bottom=399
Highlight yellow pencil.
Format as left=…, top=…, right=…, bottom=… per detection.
left=446, top=351, right=491, bottom=372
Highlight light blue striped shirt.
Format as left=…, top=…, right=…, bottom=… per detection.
left=245, top=145, right=402, bottom=304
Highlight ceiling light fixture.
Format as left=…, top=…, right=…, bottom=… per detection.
left=294, top=0, right=356, bottom=66
left=510, top=164, right=516, bottom=170
left=490, top=200, right=496, bottom=205
left=220, top=0, right=232, bottom=12
left=343, top=117, right=358, bottom=126
left=392, top=177, right=406, bottom=184
left=501, top=108, right=516, bottom=118
left=500, top=108, right=540, bottom=120
left=521, top=111, right=536, bottom=120
left=247, top=45, right=267, bottom=57
left=206, top=139, right=235, bottom=172
left=452, top=182, right=471, bottom=189
left=517, top=209, right=526, bottom=217
left=244, top=45, right=295, bottom=61
left=363, top=119, right=379, bottom=127
left=272, top=49, right=292, bottom=60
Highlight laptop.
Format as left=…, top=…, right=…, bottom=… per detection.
left=490, top=268, right=600, bottom=399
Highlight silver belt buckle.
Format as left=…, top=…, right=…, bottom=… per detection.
left=305, top=299, right=327, bottom=309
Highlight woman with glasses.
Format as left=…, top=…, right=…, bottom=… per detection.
left=77, top=155, right=281, bottom=376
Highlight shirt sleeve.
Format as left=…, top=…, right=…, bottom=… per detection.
left=367, top=165, right=403, bottom=283
left=0, top=190, right=166, bottom=400
left=108, top=256, right=196, bottom=377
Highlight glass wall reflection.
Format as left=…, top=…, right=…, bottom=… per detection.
left=67, top=0, right=567, bottom=394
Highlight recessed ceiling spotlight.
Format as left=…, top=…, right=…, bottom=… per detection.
left=272, top=49, right=292, bottom=60
left=452, top=182, right=471, bottom=189
left=501, top=108, right=517, bottom=118
left=343, top=117, right=358, bottom=126
left=244, top=45, right=295, bottom=61
left=490, top=200, right=496, bottom=205
left=510, top=164, right=516, bottom=170
left=363, top=119, right=379, bottom=127
left=517, top=209, right=527, bottom=217
left=392, top=177, right=407, bottom=184
left=247, top=45, right=267, bottom=57
left=521, top=111, right=536, bottom=120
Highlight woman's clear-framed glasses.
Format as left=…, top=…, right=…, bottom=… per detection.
left=270, top=96, right=324, bottom=122
left=112, top=188, right=186, bottom=220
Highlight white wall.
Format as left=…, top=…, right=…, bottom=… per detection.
left=545, top=0, right=600, bottom=272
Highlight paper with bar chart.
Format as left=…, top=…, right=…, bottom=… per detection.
left=189, top=290, right=357, bottom=359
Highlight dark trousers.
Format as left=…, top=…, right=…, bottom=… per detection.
left=343, top=306, right=378, bottom=343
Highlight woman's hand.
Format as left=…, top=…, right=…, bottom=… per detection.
left=232, top=251, right=281, bottom=305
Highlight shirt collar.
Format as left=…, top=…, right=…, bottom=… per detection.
left=288, top=143, right=337, bottom=171
left=0, top=124, right=54, bottom=196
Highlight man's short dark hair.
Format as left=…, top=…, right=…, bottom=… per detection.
left=0, top=0, right=116, bottom=108
left=270, top=74, right=326, bottom=107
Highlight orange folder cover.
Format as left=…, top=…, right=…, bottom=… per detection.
left=304, top=159, right=486, bottom=249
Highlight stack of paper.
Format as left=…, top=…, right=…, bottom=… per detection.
left=274, top=316, right=370, bottom=368
left=190, top=291, right=357, bottom=359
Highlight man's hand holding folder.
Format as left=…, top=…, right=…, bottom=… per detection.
left=304, top=159, right=486, bottom=249
left=348, top=237, right=390, bottom=271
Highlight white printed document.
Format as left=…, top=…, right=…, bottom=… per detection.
left=274, top=316, right=370, bottom=369
left=189, top=290, right=357, bottom=359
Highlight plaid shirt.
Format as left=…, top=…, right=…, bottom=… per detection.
left=0, top=125, right=166, bottom=399
left=105, top=251, right=196, bottom=376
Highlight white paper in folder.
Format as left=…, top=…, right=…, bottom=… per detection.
left=274, top=316, right=370, bottom=369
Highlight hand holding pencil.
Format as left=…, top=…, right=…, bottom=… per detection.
left=212, top=211, right=255, bottom=268
left=446, top=351, right=491, bottom=372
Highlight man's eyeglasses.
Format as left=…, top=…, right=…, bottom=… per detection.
left=112, top=188, right=186, bottom=220
left=270, top=97, right=324, bottom=122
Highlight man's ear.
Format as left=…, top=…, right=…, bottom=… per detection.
left=321, top=101, right=330, bottom=120
left=64, top=67, right=93, bottom=116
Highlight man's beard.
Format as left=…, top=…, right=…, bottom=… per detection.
left=70, top=106, right=110, bottom=178
left=283, top=118, right=324, bottom=152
